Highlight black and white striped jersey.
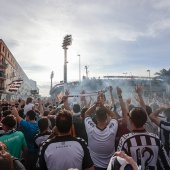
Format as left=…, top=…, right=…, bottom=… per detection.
left=159, top=120, right=170, bottom=158
left=37, top=135, right=93, bottom=170
left=117, top=129, right=170, bottom=170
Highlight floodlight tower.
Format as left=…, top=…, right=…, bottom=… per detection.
left=62, top=35, right=72, bottom=83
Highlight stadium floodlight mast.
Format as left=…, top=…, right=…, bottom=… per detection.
left=62, top=35, right=72, bottom=84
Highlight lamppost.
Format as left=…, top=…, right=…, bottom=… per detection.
left=50, top=71, right=54, bottom=90
left=62, top=35, right=72, bottom=84
left=78, top=54, right=81, bottom=83
left=147, top=70, right=152, bottom=98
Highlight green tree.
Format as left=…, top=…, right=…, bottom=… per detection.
left=154, top=68, right=170, bottom=84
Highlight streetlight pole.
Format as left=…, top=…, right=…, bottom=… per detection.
left=50, top=71, right=54, bottom=90
left=62, top=35, right=72, bottom=85
left=147, top=70, right=152, bottom=98
left=78, top=54, right=81, bottom=83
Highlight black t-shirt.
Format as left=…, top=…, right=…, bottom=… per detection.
left=73, top=116, right=88, bottom=143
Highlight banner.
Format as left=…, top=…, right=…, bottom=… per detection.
left=8, top=79, right=23, bottom=92
left=67, top=86, right=110, bottom=97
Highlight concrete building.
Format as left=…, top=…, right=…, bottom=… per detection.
left=0, top=39, right=39, bottom=100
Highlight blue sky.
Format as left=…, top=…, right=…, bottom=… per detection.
left=1, top=0, right=170, bottom=96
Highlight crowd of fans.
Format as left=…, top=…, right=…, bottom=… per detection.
left=0, top=85, right=170, bottom=170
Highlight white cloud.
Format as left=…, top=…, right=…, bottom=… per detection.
left=1, top=0, right=170, bottom=96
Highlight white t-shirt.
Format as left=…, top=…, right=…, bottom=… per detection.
left=85, top=117, right=118, bottom=168
left=24, top=103, right=34, bottom=115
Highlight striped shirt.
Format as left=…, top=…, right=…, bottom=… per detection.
left=117, top=129, right=170, bottom=170
left=159, top=119, right=170, bottom=157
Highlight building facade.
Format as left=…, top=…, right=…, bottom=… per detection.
left=0, top=39, right=39, bottom=100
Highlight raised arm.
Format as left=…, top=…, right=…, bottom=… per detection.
left=85, top=103, right=97, bottom=118
left=12, top=106, right=22, bottom=124
left=87, top=96, right=93, bottom=108
left=97, top=92, right=117, bottom=119
left=125, top=98, right=131, bottom=112
left=109, top=86, right=115, bottom=107
left=80, top=90, right=88, bottom=108
left=116, top=86, right=129, bottom=121
left=135, top=85, right=146, bottom=110
left=63, top=89, right=71, bottom=111
left=149, top=106, right=166, bottom=126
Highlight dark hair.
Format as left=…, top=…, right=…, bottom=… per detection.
left=18, top=109, right=24, bottom=118
left=145, top=105, right=152, bottom=116
left=96, top=108, right=107, bottom=121
left=43, top=111, right=50, bottom=116
left=55, top=110, right=72, bottom=134
left=26, top=97, right=33, bottom=105
left=38, top=117, right=49, bottom=132
left=26, top=110, right=36, bottom=120
left=3, top=110, right=12, bottom=118
left=2, top=106, right=8, bottom=112
left=129, top=107, right=147, bottom=128
left=73, top=104, right=80, bottom=113
left=1, top=115, right=16, bottom=129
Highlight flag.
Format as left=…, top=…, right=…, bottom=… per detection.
left=9, top=88, right=18, bottom=92
left=8, top=79, right=23, bottom=92
left=57, top=92, right=63, bottom=101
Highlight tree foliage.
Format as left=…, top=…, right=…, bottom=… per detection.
left=154, top=68, right=170, bottom=84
